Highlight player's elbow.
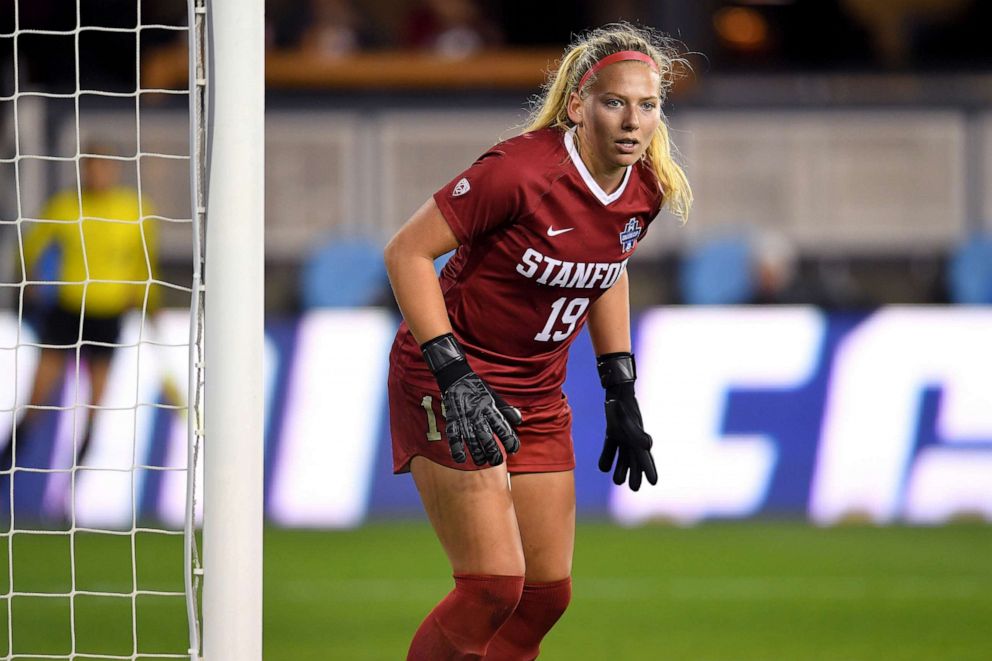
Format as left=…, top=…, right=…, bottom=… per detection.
left=383, top=232, right=420, bottom=284
left=383, top=233, right=403, bottom=277
left=384, top=226, right=438, bottom=283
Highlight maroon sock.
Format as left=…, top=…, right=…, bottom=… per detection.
left=484, top=577, right=572, bottom=661
left=407, top=574, right=525, bottom=661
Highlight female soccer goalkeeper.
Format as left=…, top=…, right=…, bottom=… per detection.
left=384, top=22, right=691, bottom=660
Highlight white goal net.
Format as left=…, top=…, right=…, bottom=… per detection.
left=0, top=0, right=206, bottom=658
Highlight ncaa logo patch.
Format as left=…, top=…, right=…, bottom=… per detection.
left=452, top=178, right=471, bottom=197
left=619, top=218, right=641, bottom=254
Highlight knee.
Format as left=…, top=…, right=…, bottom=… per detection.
left=456, top=573, right=525, bottom=627
left=408, top=575, right=525, bottom=660
left=447, top=574, right=525, bottom=649
left=482, top=577, right=572, bottom=661
left=524, top=576, right=572, bottom=620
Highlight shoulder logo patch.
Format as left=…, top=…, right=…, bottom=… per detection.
left=619, top=218, right=641, bottom=254
left=452, top=178, right=471, bottom=197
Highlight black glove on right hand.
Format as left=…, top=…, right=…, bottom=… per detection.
left=597, top=352, right=658, bottom=491
left=422, top=333, right=521, bottom=466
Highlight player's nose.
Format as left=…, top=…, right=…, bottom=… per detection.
left=622, top=106, right=639, bottom=130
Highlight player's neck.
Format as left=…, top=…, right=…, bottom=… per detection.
left=567, top=127, right=628, bottom=196
left=584, top=158, right=626, bottom=194
left=573, top=137, right=625, bottom=194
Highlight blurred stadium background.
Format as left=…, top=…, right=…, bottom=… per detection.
left=2, top=0, right=992, bottom=658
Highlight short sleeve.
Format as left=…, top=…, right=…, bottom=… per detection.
left=433, top=149, right=524, bottom=245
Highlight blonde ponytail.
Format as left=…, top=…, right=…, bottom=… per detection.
left=525, top=23, right=692, bottom=222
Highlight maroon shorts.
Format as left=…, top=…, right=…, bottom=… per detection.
left=388, top=370, right=575, bottom=475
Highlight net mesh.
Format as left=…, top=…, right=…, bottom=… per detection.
left=0, top=1, right=203, bottom=658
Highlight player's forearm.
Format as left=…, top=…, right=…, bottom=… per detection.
left=587, top=270, right=632, bottom=355
left=384, top=242, right=452, bottom=345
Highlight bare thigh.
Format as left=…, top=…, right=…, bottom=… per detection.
left=411, top=456, right=525, bottom=576
left=87, top=355, right=112, bottom=407
left=509, top=471, right=575, bottom=582
left=29, top=348, right=65, bottom=405
left=20, top=348, right=65, bottom=425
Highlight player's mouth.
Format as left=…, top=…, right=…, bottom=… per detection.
left=615, top=138, right=639, bottom=154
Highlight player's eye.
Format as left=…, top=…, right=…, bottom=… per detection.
left=605, top=98, right=623, bottom=108
left=641, top=102, right=657, bottom=111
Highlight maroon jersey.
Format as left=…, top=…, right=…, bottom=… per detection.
left=390, top=127, right=664, bottom=404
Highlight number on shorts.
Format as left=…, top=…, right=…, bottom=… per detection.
left=534, top=296, right=590, bottom=342
left=421, top=395, right=441, bottom=441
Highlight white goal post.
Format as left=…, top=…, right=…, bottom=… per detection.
left=200, top=0, right=265, bottom=659
left=1, top=0, right=263, bottom=656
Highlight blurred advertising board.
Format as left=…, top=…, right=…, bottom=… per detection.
left=1, top=307, right=990, bottom=528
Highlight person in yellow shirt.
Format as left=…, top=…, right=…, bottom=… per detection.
left=2, top=142, right=157, bottom=477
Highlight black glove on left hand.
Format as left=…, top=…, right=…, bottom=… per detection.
left=597, top=352, right=658, bottom=491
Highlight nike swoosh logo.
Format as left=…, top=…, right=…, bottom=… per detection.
left=547, top=227, right=575, bottom=237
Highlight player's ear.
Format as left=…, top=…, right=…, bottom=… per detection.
left=566, top=91, right=583, bottom=126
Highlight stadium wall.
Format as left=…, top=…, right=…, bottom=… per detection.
left=8, top=102, right=992, bottom=262
left=2, top=307, right=990, bottom=528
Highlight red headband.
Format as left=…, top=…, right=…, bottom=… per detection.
left=578, top=50, right=658, bottom=91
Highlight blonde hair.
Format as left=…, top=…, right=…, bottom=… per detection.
left=525, top=23, right=692, bottom=222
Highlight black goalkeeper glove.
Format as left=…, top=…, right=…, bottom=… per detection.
left=596, top=352, right=658, bottom=491
left=421, top=333, right=522, bottom=466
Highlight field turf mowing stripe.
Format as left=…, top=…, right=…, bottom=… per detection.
left=1, top=522, right=989, bottom=659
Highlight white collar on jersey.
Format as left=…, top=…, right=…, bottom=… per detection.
left=564, top=126, right=632, bottom=206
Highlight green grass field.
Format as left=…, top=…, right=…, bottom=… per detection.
left=2, top=521, right=990, bottom=659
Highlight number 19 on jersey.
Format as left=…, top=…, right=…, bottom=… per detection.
left=535, top=297, right=589, bottom=342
